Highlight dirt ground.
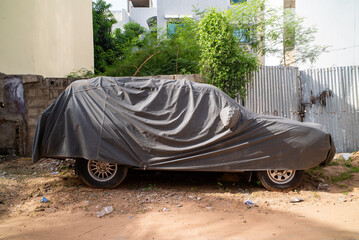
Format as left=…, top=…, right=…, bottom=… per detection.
left=0, top=153, right=358, bottom=240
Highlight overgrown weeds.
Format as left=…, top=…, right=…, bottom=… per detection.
left=307, top=155, right=358, bottom=184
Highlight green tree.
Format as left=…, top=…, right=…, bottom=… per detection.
left=113, top=22, right=146, bottom=60
left=92, top=0, right=117, bottom=73
left=105, top=18, right=200, bottom=77
left=276, top=9, right=328, bottom=66
left=198, top=9, right=258, bottom=99
left=99, top=0, right=325, bottom=99
left=230, top=0, right=327, bottom=66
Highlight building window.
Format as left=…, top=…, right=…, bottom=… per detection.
left=234, top=28, right=250, bottom=43
left=167, top=21, right=184, bottom=37
left=231, top=0, right=247, bottom=5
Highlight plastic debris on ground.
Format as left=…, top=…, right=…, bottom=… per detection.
left=96, top=206, right=114, bottom=218
left=342, top=153, right=351, bottom=161
left=40, top=197, right=48, bottom=203
left=289, top=198, right=304, bottom=203
left=244, top=200, right=255, bottom=207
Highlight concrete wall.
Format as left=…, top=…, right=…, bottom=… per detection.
left=112, top=10, right=124, bottom=31
left=296, top=0, right=359, bottom=69
left=0, top=74, right=203, bottom=156
left=112, top=9, right=131, bottom=31
left=0, top=74, right=75, bottom=155
left=113, top=0, right=231, bottom=32
left=264, top=0, right=359, bottom=69
left=130, top=6, right=157, bottom=29
left=0, top=0, right=94, bottom=78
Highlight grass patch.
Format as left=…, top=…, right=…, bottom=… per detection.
left=308, top=155, right=358, bottom=184
left=306, top=166, right=325, bottom=178
left=144, top=184, right=157, bottom=191
left=216, top=181, right=230, bottom=192
left=328, top=160, right=340, bottom=166
left=217, top=181, right=224, bottom=191
left=329, top=172, right=352, bottom=183
left=349, top=166, right=359, bottom=173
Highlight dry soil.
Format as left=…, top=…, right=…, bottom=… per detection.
left=0, top=153, right=358, bottom=240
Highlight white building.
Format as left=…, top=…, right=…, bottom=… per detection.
left=113, top=0, right=230, bottom=31
left=112, top=9, right=130, bottom=31
left=114, top=0, right=359, bottom=69
left=156, top=0, right=229, bottom=33
left=265, top=0, right=359, bottom=69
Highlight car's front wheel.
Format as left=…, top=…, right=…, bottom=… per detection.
left=76, top=158, right=128, bottom=189
left=256, top=170, right=305, bottom=191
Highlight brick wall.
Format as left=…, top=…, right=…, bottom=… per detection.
left=0, top=74, right=202, bottom=157
left=22, top=76, right=75, bottom=155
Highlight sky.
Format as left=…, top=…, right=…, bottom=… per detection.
left=106, top=0, right=127, bottom=11
left=106, top=0, right=157, bottom=11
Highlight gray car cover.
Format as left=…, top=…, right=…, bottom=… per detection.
left=32, top=77, right=335, bottom=171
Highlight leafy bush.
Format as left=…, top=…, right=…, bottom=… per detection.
left=105, top=18, right=200, bottom=77
left=198, top=9, right=258, bottom=99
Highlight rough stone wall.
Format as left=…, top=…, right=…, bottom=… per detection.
left=1, top=74, right=76, bottom=156
left=0, top=74, right=202, bottom=157
left=1, top=74, right=26, bottom=155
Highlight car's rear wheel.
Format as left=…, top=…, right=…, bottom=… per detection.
left=256, top=169, right=305, bottom=191
left=76, top=158, right=128, bottom=189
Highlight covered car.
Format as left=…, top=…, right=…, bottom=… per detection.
left=32, top=77, right=335, bottom=190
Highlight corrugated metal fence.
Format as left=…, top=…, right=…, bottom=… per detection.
left=246, top=66, right=300, bottom=121
left=244, top=66, right=359, bottom=152
left=300, top=66, right=359, bottom=152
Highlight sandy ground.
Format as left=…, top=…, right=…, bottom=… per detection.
left=0, top=153, right=358, bottom=240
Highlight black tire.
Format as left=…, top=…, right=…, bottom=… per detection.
left=76, top=158, right=128, bottom=189
left=256, top=170, right=305, bottom=191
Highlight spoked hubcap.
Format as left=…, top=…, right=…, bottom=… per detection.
left=267, top=170, right=296, bottom=184
left=87, top=160, right=118, bottom=182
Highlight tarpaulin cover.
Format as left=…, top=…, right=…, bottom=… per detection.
left=32, top=77, right=335, bottom=171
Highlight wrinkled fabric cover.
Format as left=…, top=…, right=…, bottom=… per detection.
left=32, top=77, right=335, bottom=171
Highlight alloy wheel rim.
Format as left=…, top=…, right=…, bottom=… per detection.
left=267, top=170, right=296, bottom=184
left=87, top=160, right=117, bottom=182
